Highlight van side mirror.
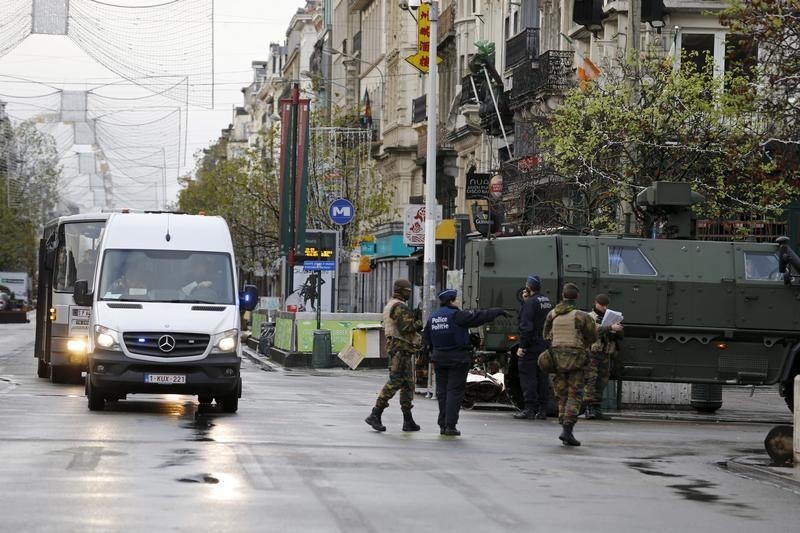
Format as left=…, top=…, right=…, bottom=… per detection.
left=239, top=284, right=258, bottom=311
left=73, top=280, right=93, bottom=307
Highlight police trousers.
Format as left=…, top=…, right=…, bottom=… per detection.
left=434, top=361, right=470, bottom=429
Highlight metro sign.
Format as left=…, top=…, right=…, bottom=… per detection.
left=405, top=2, right=443, bottom=74
left=328, top=198, right=355, bottom=225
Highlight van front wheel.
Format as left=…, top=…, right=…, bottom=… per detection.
left=216, top=381, right=240, bottom=413
left=87, top=378, right=106, bottom=411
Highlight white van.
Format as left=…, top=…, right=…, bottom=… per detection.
left=74, top=212, right=257, bottom=412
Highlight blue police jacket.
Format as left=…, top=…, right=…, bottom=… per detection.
left=424, top=304, right=506, bottom=365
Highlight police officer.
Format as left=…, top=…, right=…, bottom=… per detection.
left=423, top=289, right=507, bottom=436
left=514, top=274, right=553, bottom=420
left=543, top=283, right=597, bottom=446
left=365, top=279, right=423, bottom=432
left=584, top=293, right=623, bottom=420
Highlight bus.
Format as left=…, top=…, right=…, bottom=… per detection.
left=34, top=213, right=109, bottom=383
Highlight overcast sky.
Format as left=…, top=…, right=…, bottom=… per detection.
left=0, top=0, right=304, bottom=205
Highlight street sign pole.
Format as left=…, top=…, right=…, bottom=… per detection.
left=423, top=1, right=438, bottom=323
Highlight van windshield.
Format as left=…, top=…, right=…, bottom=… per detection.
left=98, top=250, right=234, bottom=304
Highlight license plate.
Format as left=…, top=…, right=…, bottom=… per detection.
left=144, top=374, right=186, bottom=384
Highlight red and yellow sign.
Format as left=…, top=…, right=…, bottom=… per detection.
left=405, top=2, right=443, bottom=74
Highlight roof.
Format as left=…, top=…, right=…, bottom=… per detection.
left=102, top=213, right=233, bottom=253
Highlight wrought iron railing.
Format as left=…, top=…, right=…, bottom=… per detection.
left=511, top=50, right=574, bottom=101
left=459, top=74, right=486, bottom=105
left=505, top=28, right=539, bottom=71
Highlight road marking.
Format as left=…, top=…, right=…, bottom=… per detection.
left=236, top=444, right=275, bottom=490
left=49, top=446, right=126, bottom=471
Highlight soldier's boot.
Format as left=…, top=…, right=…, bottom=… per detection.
left=365, top=407, right=386, bottom=432
left=593, top=405, right=612, bottom=420
left=402, top=411, right=420, bottom=432
left=513, top=408, right=536, bottom=420
left=535, top=405, right=548, bottom=420
left=558, top=423, right=581, bottom=446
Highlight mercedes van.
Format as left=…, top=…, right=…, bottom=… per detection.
left=74, top=212, right=257, bottom=412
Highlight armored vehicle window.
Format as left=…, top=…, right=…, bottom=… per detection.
left=743, top=252, right=781, bottom=281
left=608, top=247, right=657, bottom=276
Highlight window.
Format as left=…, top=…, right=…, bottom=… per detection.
left=54, top=221, right=106, bottom=292
left=681, top=33, right=715, bottom=75
left=98, top=250, right=234, bottom=304
left=608, top=247, right=657, bottom=276
left=743, top=252, right=781, bottom=281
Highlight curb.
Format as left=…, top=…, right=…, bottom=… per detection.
left=241, top=346, right=281, bottom=372
left=605, top=411, right=793, bottom=426
left=726, top=455, right=800, bottom=495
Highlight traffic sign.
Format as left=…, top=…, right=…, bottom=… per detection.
left=303, top=260, right=336, bottom=271
left=329, top=198, right=355, bottom=225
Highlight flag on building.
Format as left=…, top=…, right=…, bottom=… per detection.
left=361, top=89, right=372, bottom=128
left=577, top=55, right=601, bottom=91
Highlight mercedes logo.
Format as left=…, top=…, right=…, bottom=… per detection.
left=158, top=335, right=176, bottom=353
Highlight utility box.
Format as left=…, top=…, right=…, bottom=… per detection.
left=352, top=324, right=386, bottom=359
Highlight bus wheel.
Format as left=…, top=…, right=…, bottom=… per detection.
left=37, top=358, right=49, bottom=378
left=86, top=378, right=106, bottom=411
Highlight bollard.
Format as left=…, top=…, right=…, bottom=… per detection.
left=795, top=376, right=799, bottom=468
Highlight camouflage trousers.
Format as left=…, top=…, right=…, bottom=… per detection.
left=553, top=368, right=585, bottom=425
left=375, top=351, right=414, bottom=412
left=583, top=351, right=611, bottom=405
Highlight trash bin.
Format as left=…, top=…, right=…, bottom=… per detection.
left=690, top=383, right=723, bottom=413
left=311, top=329, right=333, bottom=368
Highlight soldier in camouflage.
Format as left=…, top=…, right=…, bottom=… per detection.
left=365, top=278, right=423, bottom=432
left=584, top=293, right=624, bottom=420
left=543, top=283, right=597, bottom=446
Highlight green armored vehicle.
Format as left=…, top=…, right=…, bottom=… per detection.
left=463, top=182, right=800, bottom=410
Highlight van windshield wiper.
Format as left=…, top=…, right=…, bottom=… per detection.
left=163, top=299, right=220, bottom=304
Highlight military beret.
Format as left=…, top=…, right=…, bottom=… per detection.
left=438, top=289, right=458, bottom=303
left=526, top=275, right=541, bottom=288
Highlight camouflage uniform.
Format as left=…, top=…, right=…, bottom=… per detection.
left=543, top=300, right=597, bottom=426
left=584, top=309, right=623, bottom=406
left=376, top=302, right=421, bottom=411
left=365, top=279, right=423, bottom=432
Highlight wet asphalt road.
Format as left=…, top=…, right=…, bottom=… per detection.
left=0, top=317, right=797, bottom=532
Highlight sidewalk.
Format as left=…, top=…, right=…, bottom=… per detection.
left=241, top=346, right=800, bottom=492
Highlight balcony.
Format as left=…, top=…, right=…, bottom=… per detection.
left=505, top=28, right=539, bottom=72
left=349, top=0, right=375, bottom=12
left=352, top=31, right=361, bottom=55
left=511, top=50, right=574, bottom=104
left=459, top=74, right=486, bottom=106
left=438, top=4, right=456, bottom=45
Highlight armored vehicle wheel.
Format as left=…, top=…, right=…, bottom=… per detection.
left=690, top=384, right=722, bottom=413
left=37, top=358, right=49, bottom=378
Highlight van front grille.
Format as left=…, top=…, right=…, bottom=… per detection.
left=122, top=332, right=210, bottom=357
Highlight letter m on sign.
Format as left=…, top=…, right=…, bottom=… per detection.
left=333, top=206, right=351, bottom=217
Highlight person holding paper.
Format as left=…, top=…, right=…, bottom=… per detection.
left=584, top=294, right=624, bottom=420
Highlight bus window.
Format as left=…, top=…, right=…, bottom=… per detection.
left=54, top=222, right=105, bottom=292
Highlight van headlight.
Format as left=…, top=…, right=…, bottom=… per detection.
left=213, top=329, right=238, bottom=353
left=95, top=325, right=121, bottom=350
